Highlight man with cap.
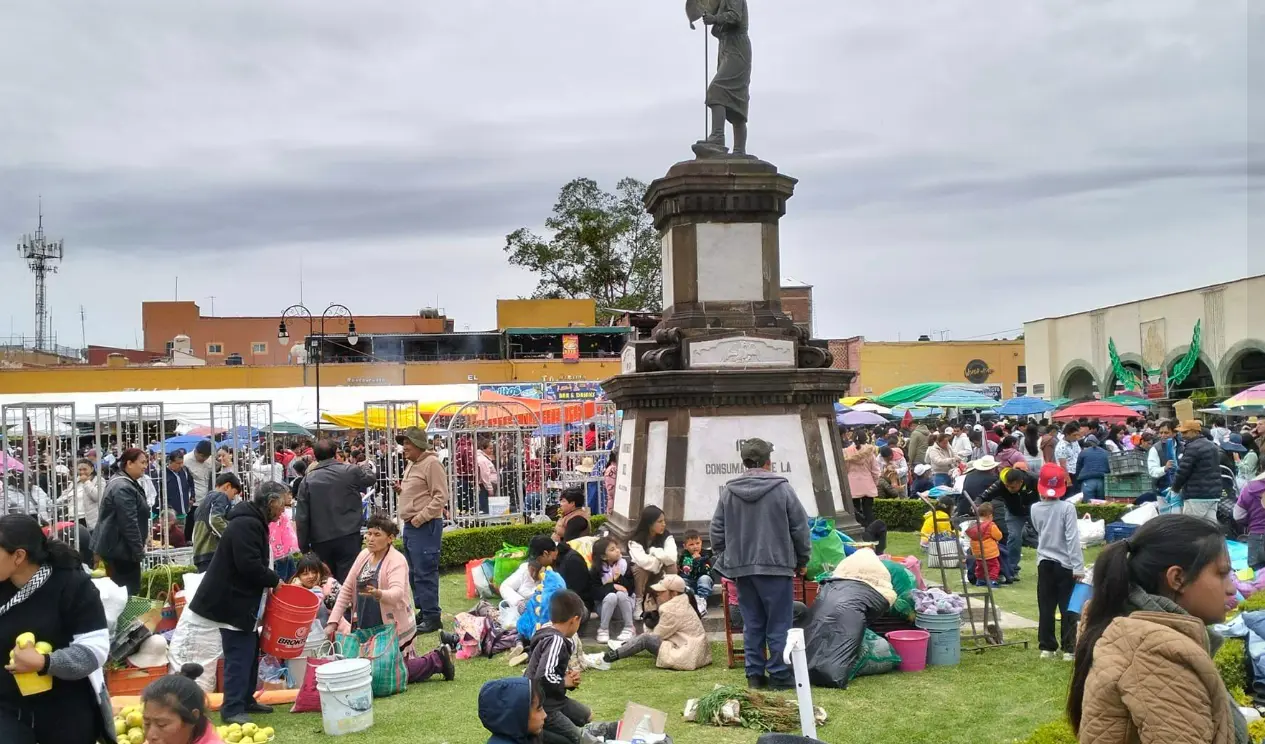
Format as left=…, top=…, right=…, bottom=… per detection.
left=395, top=425, right=450, bottom=633
left=710, top=438, right=811, bottom=691
left=295, top=438, right=376, bottom=583
left=1171, top=419, right=1222, bottom=501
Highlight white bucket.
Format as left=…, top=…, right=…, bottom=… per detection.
left=285, top=633, right=328, bottom=689
left=315, top=658, right=373, bottom=736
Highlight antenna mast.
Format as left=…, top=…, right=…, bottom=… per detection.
left=17, top=201, right=64, bottom=351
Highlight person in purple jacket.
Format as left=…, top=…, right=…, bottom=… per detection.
left=1234, top=471, right=1265, bottom=570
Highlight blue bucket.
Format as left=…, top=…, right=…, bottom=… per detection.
left=1067, top=583, right=1092, bottom=615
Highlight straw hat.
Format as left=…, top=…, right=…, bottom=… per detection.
left=574, top=456, right=596, bottom=475
left=969, top=456, right=1000, bottom=472
left=127, top=634, right=169, bottom=669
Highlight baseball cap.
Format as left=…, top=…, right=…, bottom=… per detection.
left=914, top=463, right=930, bottom=477
left=740, top=438, right=774, bottom=463
left=1038, top=463, right=1068, bottom=498
left=650, top=575, right=686, bottom=593
left=943, top=427, right=955, bottom=436
left=395, top=426, right=432, bottom=450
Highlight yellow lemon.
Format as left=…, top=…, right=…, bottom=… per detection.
left=127, top=727, right=145, bottom=744
left=225, top=732, right=243, bottom=744
left=228, top=723, right=242, bottom=732
left=115, top=719, right=128, bottom=735
left=241, top=723, right=258, bottom=735
left=253, top=733, right=268, bottom=743
left=35, top=642, right=52, bottom=655
left=260, top=727, right=275, bottom=738
left=15, top=632, right=36, bottom=648
left=126, top=711, right=144, bottom=729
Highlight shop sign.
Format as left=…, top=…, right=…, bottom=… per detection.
left=963, top=359, right=995, bottom=384
left=544, top=382, right=606, bottom=402
left=479, top=383, right=544, bottom=399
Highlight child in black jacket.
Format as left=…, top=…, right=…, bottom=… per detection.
left=677, top=529, right=715, bottom=617
left=523, top=590, right=590, bottom=743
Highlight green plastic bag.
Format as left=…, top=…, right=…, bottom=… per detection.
left=882, top=559, right=918, bottom=618
left=493, top=542, right=528, bottom=587
left=806, top=519, right=846, bottom=580
left=849, top=629, right=902, bottom=680
left=336, top=624, right=407, bottom=697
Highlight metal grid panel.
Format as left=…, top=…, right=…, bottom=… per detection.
left=1, top=402, right=81, bottom=550
left=426, top=400, right=540, bottom=527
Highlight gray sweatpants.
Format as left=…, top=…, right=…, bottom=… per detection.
left=599, top=591, right=634, bottom=631
left=612, top=632, right=662, bottom=660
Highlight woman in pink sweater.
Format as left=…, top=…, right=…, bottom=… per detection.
left=325, top=514, right=456, bottom=683
left=843, top=429, right=882, bottom=529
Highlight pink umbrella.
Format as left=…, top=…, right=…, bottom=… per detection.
left=0, top=453, right=24, bottom=474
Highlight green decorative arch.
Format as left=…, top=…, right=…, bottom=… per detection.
left=1057, top=359, right=1102, bottom=398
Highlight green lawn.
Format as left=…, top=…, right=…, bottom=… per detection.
left=248, top=533, right=1087, bottom=744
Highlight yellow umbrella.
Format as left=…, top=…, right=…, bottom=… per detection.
left=839, top=396, right=869, bottom=407
left=321, top=400, right=451, bottom=430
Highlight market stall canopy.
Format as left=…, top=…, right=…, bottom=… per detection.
left=1221, top=383, right=1265, bottom=415
left=1051, top=400, right=1140, bottom=424
left=0, top=453, right=23, bottom=474
left=1048, top=398, right=1073, bottom=409
left=838, top=397, right=869, bottom=407
left=889, top=404, right=944, bottom=419
left=917, top=389, right=999, bottom=409
left=1104, top=393, right=1152, bottom=410
left=837, top=410, right=888, bottom=427
left=851, top=403, right=892, bottom=415
left=832, top=402, right=853, bottom=414
left=475, top=391, right=598, bottom=426
left=184, top=426, right=227, bottom=438
left=994, top=397, right=1057, bottom=416
left=872, top=383, right=946, bottom=408
left=262, top=421, right=313, bottom=436
left=321, top=402, right=446, bottom=431
left=218, top=426, right=261, bottom=444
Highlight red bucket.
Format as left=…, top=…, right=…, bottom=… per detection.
left=259, top=584, right=321, bottom=659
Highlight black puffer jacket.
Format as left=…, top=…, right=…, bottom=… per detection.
left=1172, top=436, right=1223, bottom=500
left=189, top=500, right=280, bottom=631
left=91, top=474, right=150, bottom=562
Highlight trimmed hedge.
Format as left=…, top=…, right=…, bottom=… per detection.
left=872, top=499, right=1130, bottom=532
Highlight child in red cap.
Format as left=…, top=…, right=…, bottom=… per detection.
left=1030, top=463, right=1085, bottom=661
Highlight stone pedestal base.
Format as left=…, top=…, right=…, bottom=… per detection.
left=602, top=368, right=862, bottom=540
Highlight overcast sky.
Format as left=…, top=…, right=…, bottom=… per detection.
left=1, top=1, right=1261, bottom=350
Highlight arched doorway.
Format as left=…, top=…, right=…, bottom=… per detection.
left=1105, top=362, right=1146, bottom=395
left=1062, top=368, right=1098, bottom=399
left=1168, top=357, right=1216, bottom=399
left=1224, top=349, right=1265, bottom=395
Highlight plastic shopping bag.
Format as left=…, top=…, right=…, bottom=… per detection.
left=806, top=518, right=846, bottom=580
left=1077, top=514, right=1105, bottom=548
left=493, top=543, right=528, bottom=587
left=336, top=624, right=407, bottom=698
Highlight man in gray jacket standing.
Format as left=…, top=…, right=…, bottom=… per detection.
left=295, top=438, right=375, bottom=582
left=710, top=438, right=811, bottom=691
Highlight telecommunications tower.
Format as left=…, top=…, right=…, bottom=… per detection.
left=17, top=204, right=64, bottom=351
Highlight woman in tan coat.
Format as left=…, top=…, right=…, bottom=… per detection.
left=1069, top=514, right=1246, bottom=743
left=600, top=575, right=711, bottom=671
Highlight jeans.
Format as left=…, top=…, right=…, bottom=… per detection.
left=599, top=591, right=634, bottom=631
left=735, top=575, right=794, bottom=681
left=219, top=628, right=262, bottom=720
left=685, top=574, right=714, bottom=600
left=1248, top=534, right=1265, bottom=571
left=273, top=555, right=297, bottom=583
left=1005, top=514, right=1027, bottom=577
left=1037, top=560, right=1078, bottom=653
left=932, top=473, right=953, bottom=488
left=403, top=518, right=443, bottom=623
left=312, top=532, right=363, bottom=585
left=1080, top=477, right=1105, bottom=501
left=542, top=698, right=591, bottom=744
left=586, top=481, right=603, bottom=516
left=477, top=485, right=491, bottom=514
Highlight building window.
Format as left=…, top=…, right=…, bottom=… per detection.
left=1017, top=365, right=1027, bottom=383
left=251, top=342, right=268, bottom=354
left=165, top=341, right=174, bottom=353
left=1032, top=383, right=1046, bottom=396
left=207, top=343, right=223, bottom=355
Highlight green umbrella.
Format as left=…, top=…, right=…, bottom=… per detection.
left=1104, top=394, right=1152, bottom=408
left=262, top=421, right=313, bottom=436
left=872, top=382, right=947, bottom=408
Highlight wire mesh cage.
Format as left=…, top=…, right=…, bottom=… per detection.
left=427, top=400, right=540, bottom=526
left=1, top=402, right=83, bottom=552
left=209, top=401, right=277, bottom=501
left=362, top=400, right=426, bottom=515
left=94, top=403, right=172, bottom=560
left=534, top=399, right=619, bottom=515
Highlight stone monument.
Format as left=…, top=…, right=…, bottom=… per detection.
left=601, top=7, right=860, bottom=538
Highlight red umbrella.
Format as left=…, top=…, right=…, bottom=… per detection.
left=1051, top=401, right=1140, bottom=423
left=901, top=409, right=914, bottom=429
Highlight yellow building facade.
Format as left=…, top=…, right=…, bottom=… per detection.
left=853, top=340, right=1027, bottom=400
left=0, top=359, right=621, bottom=395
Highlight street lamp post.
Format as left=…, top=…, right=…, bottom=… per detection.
left=277, top=304, right=358, bottom=437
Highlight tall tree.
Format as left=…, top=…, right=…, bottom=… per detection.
left=504, top=177, right=661, bottom=320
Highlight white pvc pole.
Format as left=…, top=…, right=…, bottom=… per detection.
left=782, top=627, right=818, bottom=739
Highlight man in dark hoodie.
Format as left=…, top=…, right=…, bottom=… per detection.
left=189, top=481, right=285, bottom=725
left=710, top=438, right=811, bottom=691
left=295, top=438, right=376, bottom=583
left=523, top=589, right=589, bottom=743
left=480, top=677, right=547, bottom=744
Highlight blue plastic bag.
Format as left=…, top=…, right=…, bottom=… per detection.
left=517, top=569, right=567, bottom=642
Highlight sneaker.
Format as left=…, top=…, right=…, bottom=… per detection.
left=244, top=701, right=273, bottom=714
left=221, top=714, right=251, bottom=726
left=747, top=675, right=768, bottom=690
left=695, top=595, right=708, bottom=615
left=768, top=674, right=795, bottom=691
left=417, top=616, right=444, bottom=635
left=607, top=639, right=624, bottom=652
left=602, top=649, right=618, bottom=664
left=1062, top=652, right=1075, bottom=662
left=989, top=581, right=1001, bottom=589
left=633, top=607, right=643, bottom=622
left=438, top=645, right=455, bottom=681
left=616, top=628, right=633, bottom=642
left=506, top=648, right=529, bottom=667
left=974, top=580, right=987, bottom=587
left=1039, top=650, right=1056, bottom=660
left=596, top=629, right=610, bottom=644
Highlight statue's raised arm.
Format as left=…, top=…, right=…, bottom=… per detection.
left=689, top=0, right=753, bottom=159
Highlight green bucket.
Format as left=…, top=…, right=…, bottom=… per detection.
left=915, top=611, right=962, bottom=667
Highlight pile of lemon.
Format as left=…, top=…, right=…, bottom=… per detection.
left=112, top=706, right=146, bottom=744
left=216, top=721, right=275, bottom=743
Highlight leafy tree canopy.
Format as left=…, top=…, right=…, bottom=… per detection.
left=504, top=177, right=661, bottom=321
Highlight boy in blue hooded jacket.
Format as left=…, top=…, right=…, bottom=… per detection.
left=480, top=677, right=546, bottom=744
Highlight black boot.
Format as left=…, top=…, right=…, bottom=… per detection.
left=439, top=630, right=461, bottom=650
left=747, top=675, right=768, bottom=690
left=438, top=645, right=455, bottom=681
left=602, top=649, right=618, bottom=664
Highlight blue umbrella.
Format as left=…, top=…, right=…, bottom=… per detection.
left=889, top=405, right=944, bottom=419
left=150, top=435, right=212, bottom=455
left=833, top=402, right=853, bottom=414
left=994, top=397, right=1056, bottom=416
left=918, top=389, right=999, bottom=409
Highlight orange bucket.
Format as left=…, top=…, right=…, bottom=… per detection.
left=259, top=584, right=321, bottom=659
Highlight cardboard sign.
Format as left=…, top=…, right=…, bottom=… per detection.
left=618, top=702, right=667, bottom=738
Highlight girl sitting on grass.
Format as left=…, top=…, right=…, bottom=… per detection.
left=602, top=574, right=711, bottom=671
left=590, top=536, right=635, bottom=644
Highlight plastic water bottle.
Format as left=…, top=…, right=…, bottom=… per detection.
left=629, top=714, right=653, bottom=743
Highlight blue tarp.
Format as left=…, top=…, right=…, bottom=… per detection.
left=994, top=396, right=1057, bottom=416
left=218, top=426, right=261, bottom=444
left=150, top=435, right=212, bottom=455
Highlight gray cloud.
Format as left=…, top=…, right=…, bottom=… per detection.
left=1, top=0, right=1261, bottom=350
